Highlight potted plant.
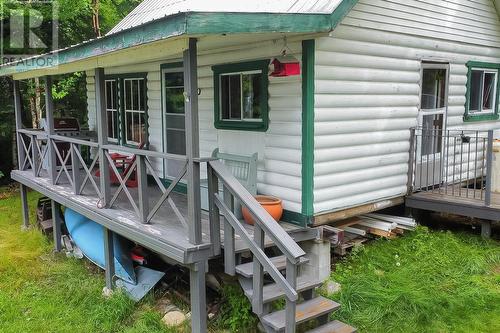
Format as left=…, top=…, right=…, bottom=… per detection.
left=242, top=195, right=283, bottom=225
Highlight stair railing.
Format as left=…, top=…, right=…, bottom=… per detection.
left=207, top=160, right=305, bottom=333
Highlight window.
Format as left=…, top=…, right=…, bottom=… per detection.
left=105, top=80, right=119, bottom=142
left=104, top=74, right=148, bottom=147
left=213, top=60, right=269, bottom=131
left=465, top=62, right=500, bottom=121
left=124, top=78, right=147, bottom=145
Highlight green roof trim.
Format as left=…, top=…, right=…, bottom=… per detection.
left=0, top=1, right=359, bottom=77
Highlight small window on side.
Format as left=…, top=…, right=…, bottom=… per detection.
left=213, top=60, right=269, bottom=131
left=465, top=62, right=500, bottom=122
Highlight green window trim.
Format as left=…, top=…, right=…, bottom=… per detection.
left=105, top=73, right=149, bottom=148
left=464, top=61, right=500, bottom=122
left=212, top=60, right=269, bottom=132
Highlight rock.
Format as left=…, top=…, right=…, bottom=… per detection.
left=162, top=311, right=186, bottom=327
left=323, top=280, right=341, bottom=295
left=102, top=287, right=113, bottom=298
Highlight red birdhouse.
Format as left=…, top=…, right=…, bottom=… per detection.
left=270, top=55, right=301, bottom=77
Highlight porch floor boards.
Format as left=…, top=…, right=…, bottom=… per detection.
left=12, top=169, right=304, bottom=263
left=407, top=185, right=500, bottom=221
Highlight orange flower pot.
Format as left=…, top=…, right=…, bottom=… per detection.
left=242, top=195, right=283, bottom=225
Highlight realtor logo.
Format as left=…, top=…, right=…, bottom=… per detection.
left=0, top=0, right=59, bottom=68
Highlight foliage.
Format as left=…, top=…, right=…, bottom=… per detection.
left=325, top=227, right=500, bottom=333
left=217, top=284, right=257, bottom=331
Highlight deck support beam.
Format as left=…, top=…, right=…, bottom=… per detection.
left=189, top=261, right=207, bottom=333
left=13, top=80, right=25, bottom=169
left=103, top=227, right=115, bottom=290
left=20, top=184, right=30, bottom=229
left=183, top=38, right=202, bottom=245
left=481, top=221, right=492, bottom=239
left=51, top=200, right=62, bottom=252
left=44, top=76, right=57, bottom=185
left=95, top=68, right=111, bottom=207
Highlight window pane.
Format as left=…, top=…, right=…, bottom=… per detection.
left=229, top=75, right=241, bottom=119
left=421, top=68, right=447, bottom=109
left=483, top=72, right=496, bottom=110
left=165, top=87, right=185, bottom=114
left=139, top=79, right=145, bottom=111
left=132, top=80, right=139, bottom=111
left=166, top=114, right=185, bottom=130
left=470, top=70, right=482, bottom=112
left=421, top=114, right=443, bottom=156
left=242, top=73, right=262, bottom=120
left=166, top=130, right=186, bottom=155
left=125, top=80, right=132, bottom=110
left=165, top=72, right=183, bottom=86
left=220, top=75, right=230, bottom=120
left=106, top=81, right=113, bottom=109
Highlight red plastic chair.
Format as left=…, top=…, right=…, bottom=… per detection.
left=95, top=142, right=145, bottom=188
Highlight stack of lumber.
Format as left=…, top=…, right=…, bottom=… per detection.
left=326, top=214, right=417, bottom=255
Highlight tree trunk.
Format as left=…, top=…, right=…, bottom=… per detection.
left=92, top=0, right=101, bottom=37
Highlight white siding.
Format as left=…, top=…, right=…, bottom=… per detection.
left=313, top=0, right=500, bottom=214
left=86, top=39, right=303, bottom=212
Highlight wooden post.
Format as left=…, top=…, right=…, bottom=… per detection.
left=407, top=128, right=416, bottom=195
left=485, top=130, right=494, bottom=206
left=95, top=68, right=111, bottom=207
left=31, top=134, right=39, bottom=177
left=136, top=155, right=149, bottom=223
left=183, top=38, right=202, bottom=245
left=71, top=143, right=82, bottom=195
left=51, top=200, right=62, bottom=252
left=20, top=184, right=29, bottom=229
left=189, top=261, right=207, bottom=333
left=44, top=76, right=57, bottom=184
left=481, top=221, right=492, bottom=239
left=13, top=80, right=25, bottom=169
left=223, top=185, right=235, bottom=276
left=252, top=224, right=264, bottom=316
left=285, top=260, right=297, bottom=333
left=103, top=227, right=115, bottom=290
left=207, top=163, right=221, bottom=255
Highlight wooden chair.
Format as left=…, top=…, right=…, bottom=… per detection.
left=95, top=142, right=145, bottom=188
left=200, top=148, right=258, bottom=214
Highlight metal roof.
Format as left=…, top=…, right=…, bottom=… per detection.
left=108, top=0, right=343, bottom=35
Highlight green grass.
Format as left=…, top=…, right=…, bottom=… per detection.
left=325, top=227, right=500, bottom=333
left=0, top=188, right=185, bottom=333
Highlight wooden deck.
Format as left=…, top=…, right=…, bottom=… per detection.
left=407, top=185, right=500, bottom=221
left=12, top=169, right=315, bottom=264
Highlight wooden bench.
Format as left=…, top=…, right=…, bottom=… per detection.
left=200, top=149, right=258, bottom=216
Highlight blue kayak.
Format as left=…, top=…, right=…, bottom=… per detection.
left=64, top=208, right=137, bottom=285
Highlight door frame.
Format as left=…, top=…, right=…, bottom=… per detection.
left=160, top=62, right=185, bottom=179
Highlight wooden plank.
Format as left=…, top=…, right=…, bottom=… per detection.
left=13, top=80, right=25, bottom=168
left=95, top=68, right=110, bottom=207
left=44, top=76, right=57, bottom=184
left=307, top=320, right=357, bottom=333
left=236, top=256, right=309, bottom=278
left=189, top=261, right=207, bottom=333
left=244, top=276, right=321, bottom=304
left=51, top=200, right=62, bottom=252
left=223, top=185, right=236, bottom=276
left=312, top=197, right=404, bottom=226
left=261, top=296, right=340, bottom=331
left=252, top=223, right=265, bottom=316
left=184, top=38, right=202, bottom=245
left=20, top=184, right=29, bottom=229
left=103, top=227, right=115, bottom=290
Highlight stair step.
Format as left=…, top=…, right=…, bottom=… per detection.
left=243, top=276, right=322, bottom=303
left=307, top=320, right=357, bottom=333
left=235, top=255, right=309, bottom=278
left=262, top=296, right=340, bottom=331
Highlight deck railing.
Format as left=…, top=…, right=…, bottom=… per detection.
left=408, top=128, right=494, bottom=206
left=16, top=129, right=189, bottom=227
left=207, top=160, right=306, bottom=332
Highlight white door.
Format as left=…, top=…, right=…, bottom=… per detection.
left=415, top=63, right=449, bottom=189
left=162, top=66, right=186, bottom=179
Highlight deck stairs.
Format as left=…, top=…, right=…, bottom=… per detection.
left=207, top=160, right=356, bottom=333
